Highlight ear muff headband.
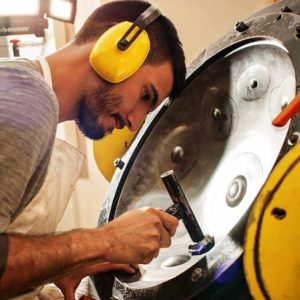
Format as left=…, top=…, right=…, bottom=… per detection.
left=89, top=5, right=161, bottom=83
left=117, top=5, right=161, bottom=50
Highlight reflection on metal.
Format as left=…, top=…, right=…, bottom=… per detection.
left=94, top=0, right=300, bottom=299
left=171, top=146, right=185, bottom=164
left=237, top=64, right=270, bottom=101
left=212, top=107, right=227, bottom=124
left=158, top=125, right=198, bottom=180
left=188, top=236, right=215, bottom=256
left=161, top=255, right=191, bottom=268
left=190, top=268, right=207, bottom=282
left=201, top=87, right=234, bottom=141
left=226, top=175, right=247, bottom=208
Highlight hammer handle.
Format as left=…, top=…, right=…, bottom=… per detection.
left=161, top=170, right=204, bottom=242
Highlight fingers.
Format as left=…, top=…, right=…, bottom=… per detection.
left=138, top=207, right=178, bottom=246
left=139, top=207, right=179, bottom=235
left=158, top=223, right=172, bottom=248
left=100, top=207, right=179, bottom=265
left=96, top=263, right=138, bottom=275
left=79, top=262, right=136, bottom=275
left=139, top=207, right=178, bottom=249
left=105, top=263, right=136, bottom=274
left=157, top=209, right=179, bottom=237
left=131, top=264, right=139, bottom=269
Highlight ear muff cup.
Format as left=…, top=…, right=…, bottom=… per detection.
left=89, top=21, right=150, bottom=83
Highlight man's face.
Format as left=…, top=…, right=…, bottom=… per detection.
left=76, top=61, right=173, bottom=140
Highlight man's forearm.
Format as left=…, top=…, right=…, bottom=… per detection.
left=0, top=234, right=8, bottom=279
left=0, top=229, right=110, bottom=299
left=0, top=208, right=179, bottom=299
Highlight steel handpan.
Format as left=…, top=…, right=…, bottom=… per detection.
left=111, top=39, right=293, bottom=292
left=93, top=1, right=300, bottom=298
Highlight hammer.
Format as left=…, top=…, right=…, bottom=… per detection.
left=161, top=170, right=214, bottom=255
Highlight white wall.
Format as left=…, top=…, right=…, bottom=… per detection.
left=58, top=0, right=275, bottom=231
left=151, top=0, right=272, bottom=64
left=101, top=0, right=273, bottom=64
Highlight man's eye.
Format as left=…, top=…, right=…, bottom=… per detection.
left=142, top=89, right=150, bottom=101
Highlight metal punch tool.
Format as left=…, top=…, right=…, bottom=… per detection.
left=161, top=170, right=215, bottom=255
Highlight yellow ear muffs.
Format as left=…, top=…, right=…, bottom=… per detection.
left=89, top=21, right=150, bottom=83
left=93, top=126, right=137, bottom=182
left=89, top=5, right=161, bottom=83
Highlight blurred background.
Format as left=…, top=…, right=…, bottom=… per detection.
left=0, top=0, right=276, bottom=231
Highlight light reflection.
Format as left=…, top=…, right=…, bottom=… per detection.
left=49, top=0, right=72, bottom=21
left=0, top=0, right=40, bottom=16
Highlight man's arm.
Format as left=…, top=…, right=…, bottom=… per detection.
left=0, top=208, right=178, bottom=299
left=0, top=235, right=8, bottom=279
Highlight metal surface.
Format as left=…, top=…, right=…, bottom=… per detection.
left=94, top=0, right=300, bottom=299
left=188, top=236, right=215, bottom=256
left=106, top=39, right=294, bottom=290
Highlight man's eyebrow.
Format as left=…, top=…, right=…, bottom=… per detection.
left=150, top=83, right=159, bottom=108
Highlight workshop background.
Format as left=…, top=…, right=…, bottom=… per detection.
left=0, top=0, right=276, bottom=231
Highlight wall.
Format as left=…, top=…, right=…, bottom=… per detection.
left=58, top=0, right=275, bottom=231
left=101, top=0, right=273, bottom=64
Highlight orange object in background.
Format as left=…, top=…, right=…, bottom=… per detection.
left=272, top=92, right=300, bottom=127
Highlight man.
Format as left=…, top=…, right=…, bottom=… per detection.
left=0, top=0, right=186, bottom=299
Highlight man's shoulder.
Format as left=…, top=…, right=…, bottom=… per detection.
left=0, top=57, right=37, bottom=71
left=0, top=58, right=58, bottom=127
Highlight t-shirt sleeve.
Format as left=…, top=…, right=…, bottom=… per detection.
left=0, top=66, right=57, bottom=231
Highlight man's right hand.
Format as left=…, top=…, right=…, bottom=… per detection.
left=98, top=207, right=179, bottom=264
left=0, top=207, right=178, bottom=299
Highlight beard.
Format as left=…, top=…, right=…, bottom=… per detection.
left=76, top=84, right=123, bottom=140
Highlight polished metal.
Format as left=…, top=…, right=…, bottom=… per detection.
left=171, top=146, right=185, bottom=164
left=94, top=1, right=300, bottom=298
left=226, top=175, right=247, bottom=207
left=287, top=132, right=300, bottom=146
left=235, top=21, right=249, bottom=32
left=190, top=268, right=206, bottom=282
left=161, top=255, right=191, bottom=268
left=188, top=236, right=215, bottom=256
left=237, top=64, right=270, bottom=101
left=110, top=40, right=295, bottom=289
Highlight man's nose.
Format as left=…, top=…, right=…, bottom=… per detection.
left=127, top=107, right=147, bottom=131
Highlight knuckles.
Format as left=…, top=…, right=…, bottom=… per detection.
left=108, top=207, right=177, bottom=265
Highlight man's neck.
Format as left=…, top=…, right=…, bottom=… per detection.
left=45, top=42, right=101, bottom=123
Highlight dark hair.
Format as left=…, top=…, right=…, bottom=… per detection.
left=74, top=0, right=186, bottom=99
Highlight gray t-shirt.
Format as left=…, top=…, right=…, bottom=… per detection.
left=0, top=58, right=58, bottom=230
